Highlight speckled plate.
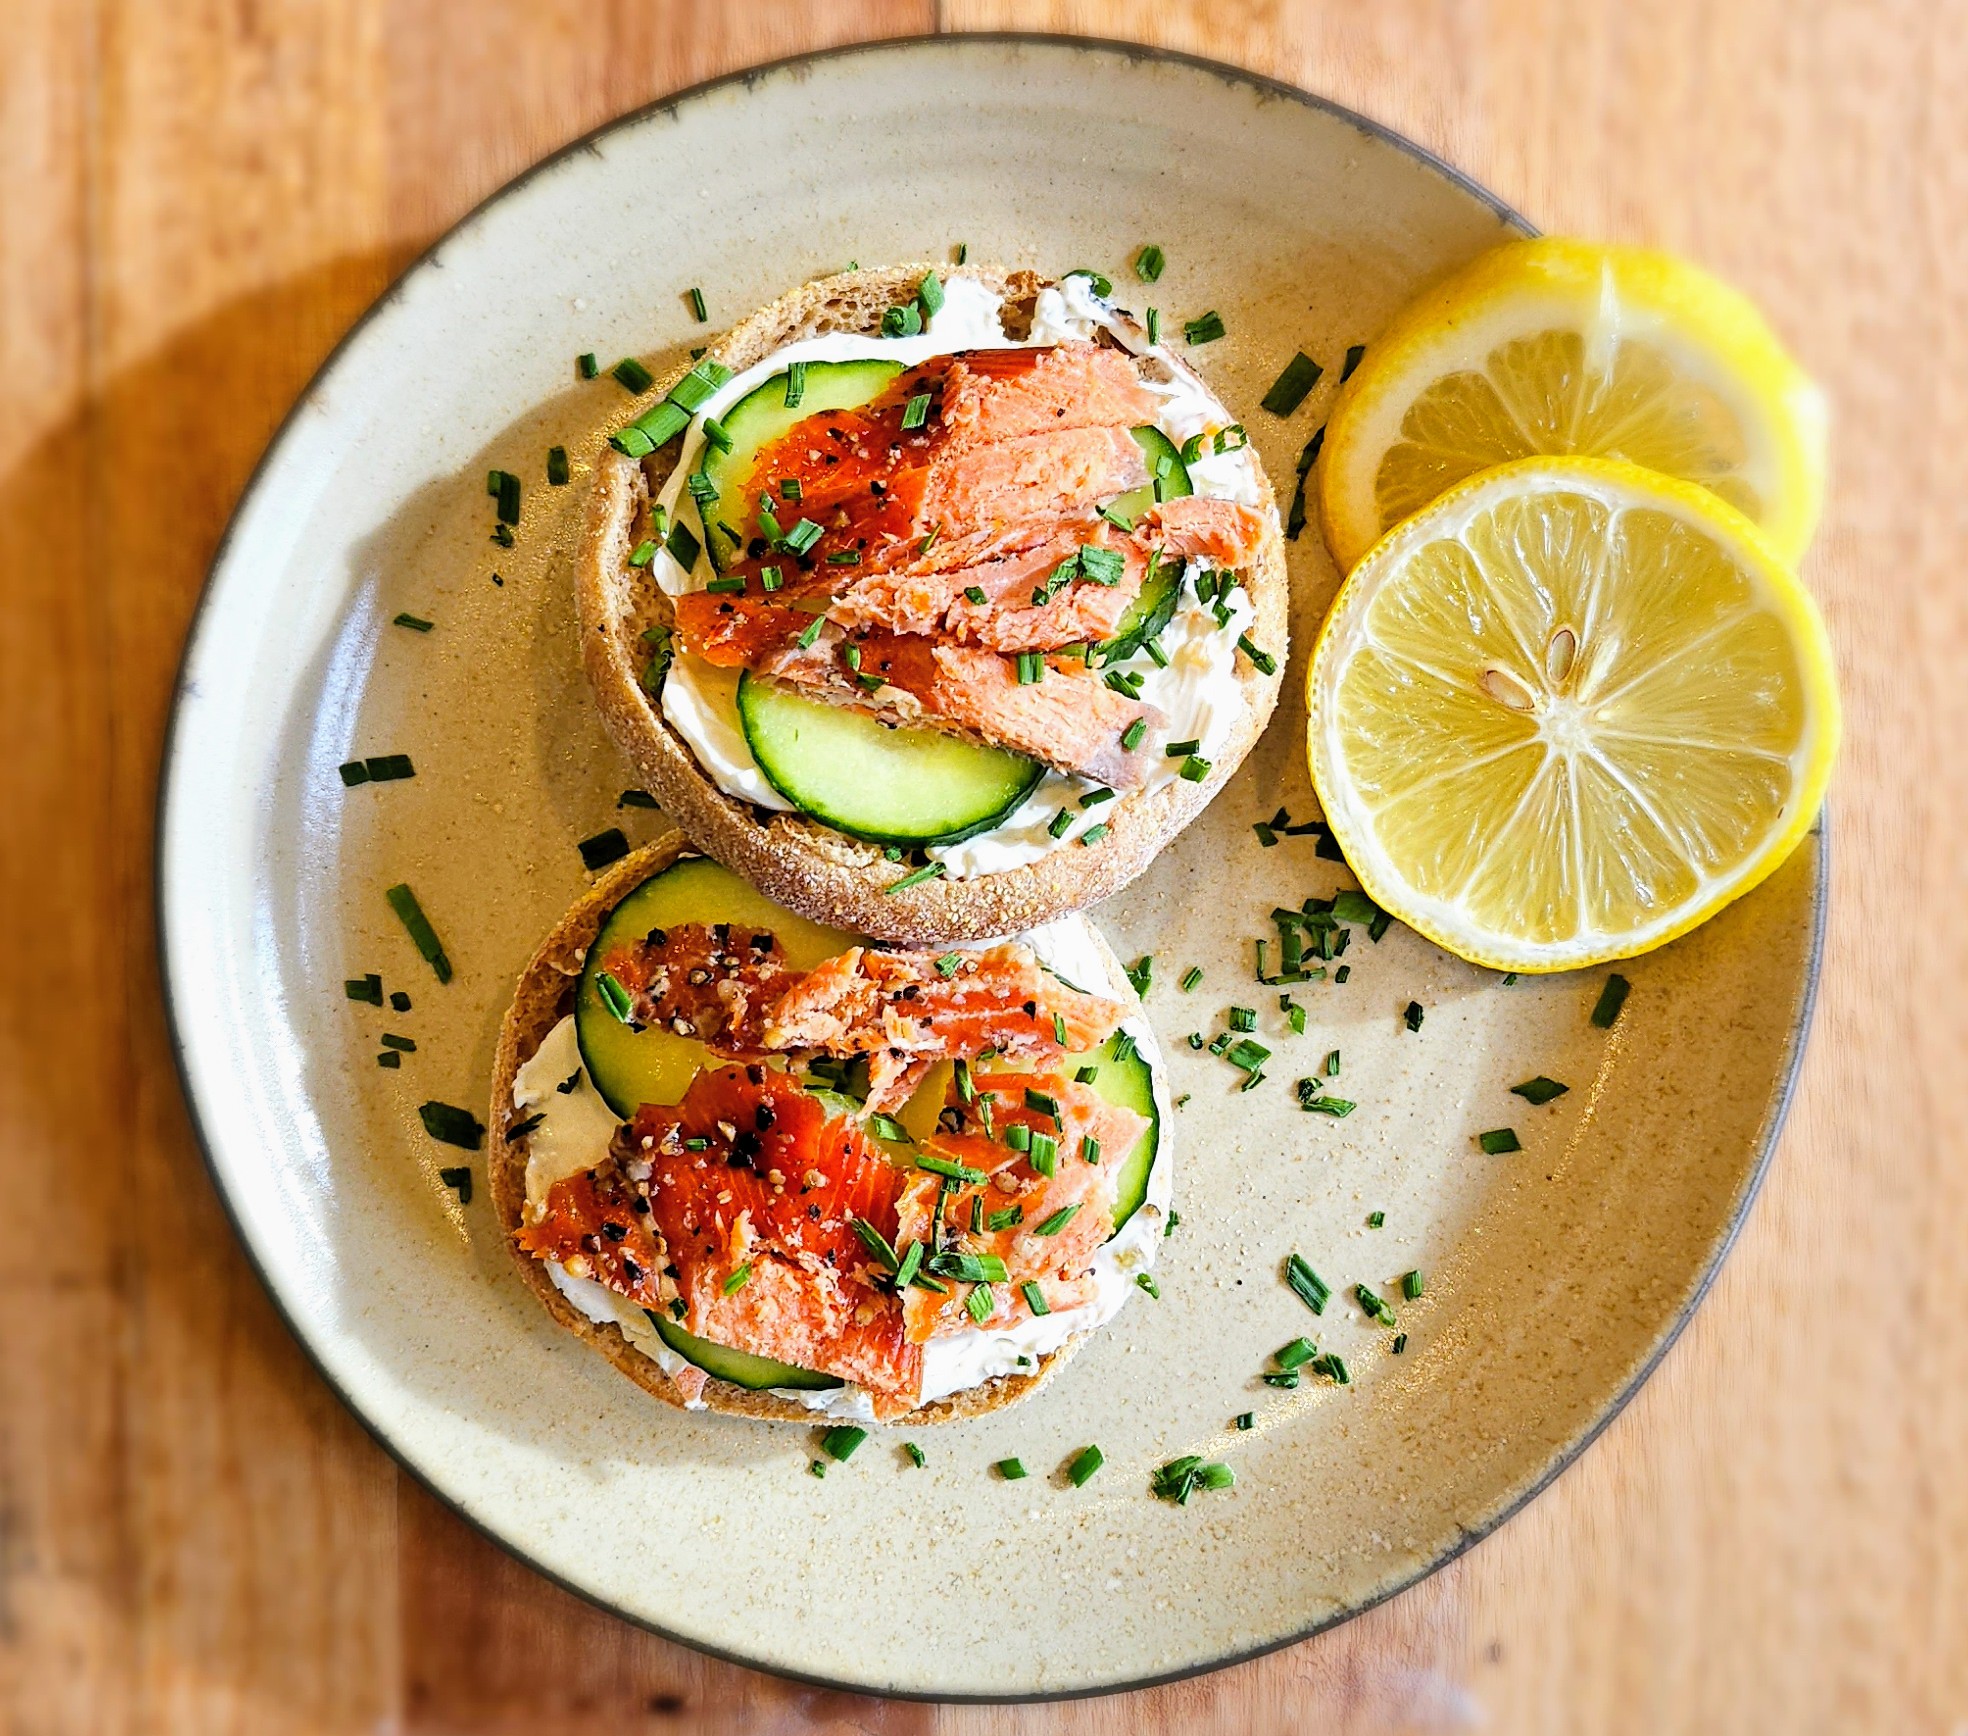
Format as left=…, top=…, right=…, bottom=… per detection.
left=158, top=36, right=1824, bottom=1700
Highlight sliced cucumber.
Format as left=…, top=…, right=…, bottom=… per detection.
left=1100, top=549, right=1183, bottom=665
left=1065, top=1029, right=1160, bottom=1233
left=645, top=1310, right=843, bottom=1392
left=737, top=673, right=1043, bottom=846
left=576, top=856, right=858, bottom=1118
left=1104, top=424, right=1194, bottom=526
left=697, top=359, right=904, bottom=571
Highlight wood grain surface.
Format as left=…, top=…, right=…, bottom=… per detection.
left=2, top=2, right=1962, bottom=1731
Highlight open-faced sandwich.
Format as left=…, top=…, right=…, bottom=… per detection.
left=489, top=835, right=1171, bottom=1423
left=578, top=264, right=1287, bottom=943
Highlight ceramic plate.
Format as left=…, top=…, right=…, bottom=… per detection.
left=158, top=37, right=1824, bottom=1699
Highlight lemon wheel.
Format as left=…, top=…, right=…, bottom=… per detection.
left=1306, top=456, right=1839, bottom=973
left=1318, top=238, right=1828, bottom=572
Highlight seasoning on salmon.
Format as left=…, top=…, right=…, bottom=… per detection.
left=592, top=920, right=795, bottom=1049
left=517, top=1158, right=670, bottom=1307
left=892, top=1072, right=1149, bottom=1342
left=618, top=1064, right=921, bottom=1411
left=674, top=594, right=1162, bottom=785
left=762, top=942, right=1132, bottom=1113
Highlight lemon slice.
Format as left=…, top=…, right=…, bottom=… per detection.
left=1319, top=238, right=1828, bottom=571
left=1306, top=456, right=1838, bottom=972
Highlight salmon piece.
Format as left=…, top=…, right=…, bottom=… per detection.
left=762, top=941, right=1131, bottom=1114
left=673, top=594, right=1163, bottom=786
left=916, top=425, right=1145, bottom=539
left=617, top=1064, right=921, bottom=1410
left=892, top=1072, right=1149, bottom=1343
left=517, top=1159, right=671, bottom=1309
left=593, top=920, right=795, bottom=1051
left=938, top=344, right=1160, bottom=446
left=1137, top=495, right=1269, bottom=567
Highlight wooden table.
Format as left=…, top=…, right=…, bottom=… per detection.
left=5, top=3, right=1962, bottom=1730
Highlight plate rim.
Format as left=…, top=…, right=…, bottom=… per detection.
left=154, top=30, right=1830, bottom=1704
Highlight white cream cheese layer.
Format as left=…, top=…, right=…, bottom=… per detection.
left=512, top=922, right=1172, bottom=1422
left=648, top=271, right=1263, bottom=877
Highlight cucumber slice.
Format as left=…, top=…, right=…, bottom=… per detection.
left=1065, top=1029, right=1160, bottom=1232
left=1100, top=549, right=1183, bottom=665
left=1117, top=424, right=1194, bottom=515
left=645, top=1310, right=843, bottom=1392
left=576, top=856, right=858, bottom=1118
left=697, top=359, right=904, bottom=571
left=737, top=673, right=1043, bottom=846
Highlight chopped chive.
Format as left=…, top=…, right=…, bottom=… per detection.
left=917, top=270, right=945, bottom=316
left=611, top=356, right=655, bottom=393
left=1355, top=1283, right=1398, bottom=1327
left=338, top=761, right=369, bottom=787
left=783, top=361, right=807, bottom=408
left=1228, top=1005, right=1256, bottom=1033
left=385, top=884, right=452, bottom=982
left=824, top=548, right=861, bottom=567
left=759, top=565, right=783, bottom=593
left=665, top=520, right=701, bottom=573
left=1501, top=971, right=1519, bottom=985
left=379, top=1033, right=416, bottom=1053
left=576, top=351, right=598, bottom=380
left=1285, top=1253, right=1330, bottom=1314
left=1288, top=1003, right=1307, bottom=1035
left=883, top=861, right=946, bottom=895
left=1322, top=1050, right=1340, bottom=1077
left=893, top=1239, right=925, bottom=1290
left=1285, top=425, right=1325, bottom=540
left=1331, top=890, right=1379, bottom=926
left=546, top=445, right=570, bottom=486
left=1075, top=1066, right=1099, bottom=1085
left=628, top=539, right=657, bottom=567
left=1178, top=755, right=1210, bottom=782
left=721, top=1262, right=753, bottom=1296
left=375, top=1050, right=401, bottom=1069
left=578, top=828, right=630, bottom=871
left=686, top=286, right=707, bottom=323
left=1237, top=635, right=1278, bottom=676
left=1164, top=738, right=1201, bottom=758
left=1134, top=1272, right=1160, bottom=1299
left=392, top=612, right=433, bottom=632
left=821, top=1425, right=866, bottom=1463
left=868, top=1112, right=912, bottom=1145
left=1302, top=1094, right=1354, bottom=1117
left=962, top=584, right=987, bottom=606
left=595, top=971, right=634, bottom=1025
left=934, top=951, right=964, bottom=978
left=796, top=614, right=826, bottom=650
left=954, top=242, right=968, bottom=264
left=1313, top=1352, right=1351, bottom=1385
left=1080, top=823, right=1110, bottom=846
left=1260, top=350, right=1324, bottom=416
left=1262, top=1370, right=1300, bottom=1389
left=1016, top=650, right=1044, bottom=685
left=1367, top=1210, right=1385, bottom=1228
left=1334, top=965, right=1350, bottom=983
left=1340, top=342, right=1366, bottom=381
left=900, top=391, right=931, bottom=431
left=344, top=973, right=383, bottom=1006
left=1145, top=307, right=1161, bottom=346
left=880, top=302, right=923, bottom=338
left=1125, top=956, right=1153, bottom=996
left=1027, top=1132, right=1058, bottom=1176
left=966, top=1282, right=998, bottom=1325
left=1591, top=974, right=1632, bottom=1028
left=1020, top=1280, right=1049, bottom=1317
left=808, top=1459, right=825, bottom=1479
left=1391, top=1332, right=1408, bottom=1355
left=995, top=1458, right=1028, bottom=1481
left=1032, top=1204, right=1080, bottom=1237
left=1402, top=1269, right=1424, bottom=1301
left=1225, top=1038, right=1270, bottom=1071
left=1023, top=1087, right=1061, bottom=1119
left=1183, top=310, right=1226, bottom=345
left=849, top=1216, right=901, bottom=1270
left=1403, top=1001, right=1425, bottom=1033
left=699, top=415, right=732, bottom=455
left=1134, top=244, right=1165, bottom=282
left=1068, top=1444, right=1105, bottom=1486
left=1120, top=719, right=1147, bottom=752
left=915, top=1151, right=985, bottom=1184
left=1478, top=1127, right=1522, bottom=1154
left=417, top=1101, right=484, bottom=1150
left=1047, top=807, right=1074, bottom=840
left=903, top=1441, right=926, bottom=1467
left=1079, top=1135, right=1100, bottom=1166
left=436, top=1165, right=472, bottom=1202
left=1511, top=1076, right=1571, bottom=1105
left=1276, top=1336, right=1317, bottom=1370
left=780, top=517, right=823, bottom=555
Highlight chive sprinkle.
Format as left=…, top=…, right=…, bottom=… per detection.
left=437, top=1165, right=472, bottom=1202
left=546, top=445, right=570, bottom=486
left=1402, top=1269, right=1424, bottom=1300
left=1020, top=1280, right=1049, bottom=1317
left=1183, top=310, right=1226, bottom=345
left=915, top=1152, right=986, bottom=1185
left=345, top=973, right=383, bottom=1005
left=1016, top=650, right=1044, bottom=685
left=1120, top=719, right=1147, bottom=752
left=1511, top=1076, right=1571, bottom=1105
left=1178, top=755, right=1211, bottom=782
left=796, top=614, right=825, bottom=650
left=594, top=972, right=633, bottom=1025
left=1285, top=425, right=1325, bottom=540
left=1478, top=1127, right=1522, bottom=1154
left=1276, top=1337, right=1317, bottom=1370
left=1080, top=824, right=1110, bottom=846
left=1286, top=1253, right=1330, bottom=1314
left=784, top=360, right=807, bottom=407
left=904, top=1441, right=926, bottom=1467
left=1032, top=1204, right=1080, bottom=1237
left=1591, top=974, right=1632, bottom=1028
left=819, top=1425, right=866, bottom=1463
left=611, top=356, right=655, bottom=394
left=1391, top=1333, right=1408, bottom=1355
left=686, top=286, right=707, bottom=322
left=808, top=1460, right=825, bottom=1479
left=385, top=884, right=452, bottom=982
left=1367, top=1210, right=1385, bottom=1228
left=578, top=828, right=630, bottom=872
left=576, top=352, right=598, bottom=379
left=392, top=612, right=433, bottom=632
left=1135, top=1272, right=1160, bottom=1299
left=1340, top=343, right=1366, bottom=381
left=995, top=1458, right=1028, bottom=1481
left=1356, top=1283, right=1398, bottom=1327
left=901, top=391, right=931, bottom=431
left=1237, top=635, right=1278, bottom=676
left=1404, top=1001, right=1425, bottom=1032
left=1134, top=244, right=1165, bottom=282
left=883, top=861, right=947, bottom=895
left=417, top=1102, right=484, bottom=1150
left=379, top=1033, right=416, bottom=1052
left=1260, top=351, right=1324, bottom=416
left=1068, top=1444, right=1105, bottom=1486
